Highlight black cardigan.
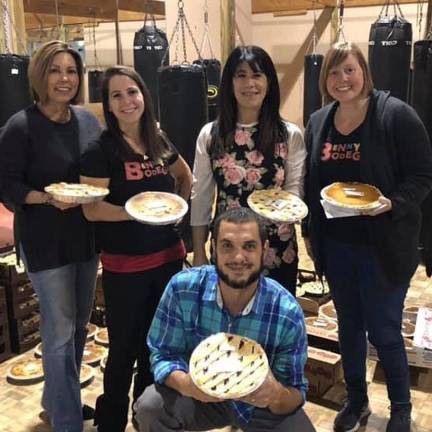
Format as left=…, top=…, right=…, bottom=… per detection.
left=303, top=90, right=432, bottom=284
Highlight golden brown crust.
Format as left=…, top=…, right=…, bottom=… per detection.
left=45, top=182, right=109, bottom=204
left=189, top=332, right=269, bottom=399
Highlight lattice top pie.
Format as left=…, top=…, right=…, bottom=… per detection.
left=125, top=191, right=188, bottom=225
left=321, top=182, right=381, bottom=210
left=189, top=332, right=269, bottom=399
left=45, top=182, right=109, bottom=204
left=247, top=189, right=308, bottom=223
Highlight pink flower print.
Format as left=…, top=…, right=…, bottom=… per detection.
left=264, top=247, right=278, bottom=268
left=226, top=198, right=241, bottom=209
left=276, top=143, right=288, bottom=160
left=274, top=167, right=285, bottom=188
left=245, top=168, right=262, bottom=186
left=215, top=153, right=236, bottom=169
left=277, top=223, right=294, bottom=241
left=245, top=150, right=264, bottom=166
left=234, top=129, right=251, bottom=146
left=224, top=165, right=246, bottom=185
left=282, top=245, right=296, bottom=264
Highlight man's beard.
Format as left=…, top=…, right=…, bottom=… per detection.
left=215, top=254, right=264, bottom=290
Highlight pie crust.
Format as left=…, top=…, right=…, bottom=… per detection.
left=321, top=182, right=381, bottom=211
left=402, top=320, right=415, bottom=338
left=44, top=182, right=109, bottom=204
left=82, top=342, right=107, bottom=366
left=34, top=342, right=42, bottom=358
left=125, top=191, right=188, bottom=225
left=86, top=323, right=98, bottom=340
left=80, top=364, right=95, bottom=388
left=7, top=358, right=44, bottom=385
left=189, top=332, right=269, bottom=399
left=247, top=189, right=308, bottom=223
left=305, top=316, right=338, bottom=333
left=95, top=328, right=109, bottom=346
left=303, top=280, right=330, bottom=297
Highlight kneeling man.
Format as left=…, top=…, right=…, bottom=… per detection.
left=135, top=207, right=316, bottom=432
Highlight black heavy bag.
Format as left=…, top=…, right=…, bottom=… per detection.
left=88, top=69, right=103, bottom=103
left=368, top=16, right=412, bottom=102
left=412, top=40, right=432, bottom=140
left=303, top=54, right=323, bottom=127
left=158, top=64, right=208, bottom=170
left=194, top=59, right=221, bottom=121
left=0, top=54, right=31, bottom=127
left=133, top=17, right=169, bottom=118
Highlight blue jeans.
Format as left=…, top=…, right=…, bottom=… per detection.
left=322, top=236, right=410, bottom=405
left=23, top=253, right=99, bottom=432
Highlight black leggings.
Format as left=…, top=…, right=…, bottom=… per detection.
left=94, top=259, right=183, bottom=432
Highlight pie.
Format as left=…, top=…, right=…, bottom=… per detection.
left=86, top=323, right=98, bottom=340
left=44, top=182, right=109, bottom=204
left=305, top=316, right=338, bottom=333
left=95, top=327, right=109, bottom=346
left=303, top=280, right=330, bottom=297
left=82, top=342, right=107, bottom=365
left=100, top=354, right=108, bottom=372
left=320, top=302, right=338, bottom=321
left=7, top=358, right=44, bottom=385
left=321, top=182, right=381, bottom=211
left=80, top=364, right=95, bottom=388
left=247, top=189, right=308, bottom=223
left=125, top=191, right=188, bottom=225
left=189, top=332, right=269, bottom=399
left=401, top=320, right=415, bottom=338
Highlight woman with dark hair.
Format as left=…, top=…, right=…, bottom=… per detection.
left=80, top=65, right=192, bottom=432
left=191, top=45, right=305, bottom=295
left=303, top=42, right=432, bottom=432
left=0, top=40, right=101, bottom=431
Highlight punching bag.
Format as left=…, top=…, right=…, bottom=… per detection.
left=0, top=54, right=31, bottom=127
left=368, top=15, right=412, bottom=102
left=194, top=59, right=221, bottom=121
left=303, top=54, right=323, bottom=127
left=133, top=16, right=169, bottom=118
left=412, top=40, right=432, bottom=140
left=158, top=64, right=208, bottom=170
left=88, top=69, right=103, bottom=103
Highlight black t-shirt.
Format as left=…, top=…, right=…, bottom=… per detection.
left=80, top=131, right=181, bottom=255
left=0, top=105, right=101, bottom=272
left=319, top=121, right=372, bottom=243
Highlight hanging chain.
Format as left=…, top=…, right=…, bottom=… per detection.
left=162, top=0, right=202, bottom=65
left=417, top=2, right=424, bottom=40
left=306, top=0, right=319, bottom=55
left=380, top=0, right=404, bottom=18
left=90, top=8, right=100, bottom=68
left=198, top=0, right=215, bottom=59
left=0, top=0, right=28, bottom=54
left=336, top=0, right=346, bottom=44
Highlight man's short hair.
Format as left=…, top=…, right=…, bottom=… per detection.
left=212, top=207, right=267, bottom=245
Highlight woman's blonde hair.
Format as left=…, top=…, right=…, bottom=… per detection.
left=319, top=41, right=374, bottom=104
left=28, top=40, right=84, bottom=105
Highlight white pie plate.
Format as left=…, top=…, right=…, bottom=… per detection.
left=125, top=191, right=188, bottom=225
left=44, top=182, right=109, bottom=204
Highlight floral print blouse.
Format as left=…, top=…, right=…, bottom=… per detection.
left=191, top=121, right=306, bottom=275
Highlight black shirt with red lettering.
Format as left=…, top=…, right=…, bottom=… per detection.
left=80, top=130, right=181, bottom=255
left=319, top=121, right=372, bottom=243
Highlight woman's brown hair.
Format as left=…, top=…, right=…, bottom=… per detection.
left=319, top=41, right=374, bottom=104
left=28, top=40, right=85, bottom=105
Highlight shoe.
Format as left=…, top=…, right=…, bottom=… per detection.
left=82, top=404, right=95, bottom=421
left=386, top=403, right=411, bottom=432
left=333, top=399, right=371, bottom=432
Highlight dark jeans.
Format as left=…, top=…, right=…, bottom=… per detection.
left=268, top=257, right=299, bottom=297
left=135, top=384, right=316, bottom=432
left=322, top=236, right=410, bottom=404
left=94, top=260, right=183, bottom=432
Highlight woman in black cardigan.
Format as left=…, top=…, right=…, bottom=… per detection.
left=303, top=42, right=432, bottom=432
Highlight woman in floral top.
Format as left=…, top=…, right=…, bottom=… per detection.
left=191, top=45, right=306, bottom=295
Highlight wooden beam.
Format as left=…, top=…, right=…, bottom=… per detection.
left=252, top=0, right=426, bottom=14
left=23, top=0, right=164, bottom=20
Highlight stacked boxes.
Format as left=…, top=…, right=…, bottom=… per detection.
left=0, top=286, right=12, bottom=362
left=0, top=253, right=41, bottom=353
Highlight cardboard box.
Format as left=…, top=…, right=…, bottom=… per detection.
left=305, top=346, right=343, bottom=397
left=306, top=316, right=340, bottom=353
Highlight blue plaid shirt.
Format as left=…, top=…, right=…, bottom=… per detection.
left=148, top=265, right=308, bottom=424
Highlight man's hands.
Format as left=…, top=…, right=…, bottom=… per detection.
left=362, top=196, right=392, bottom=216
left=240, top=370, right=280, bottom=408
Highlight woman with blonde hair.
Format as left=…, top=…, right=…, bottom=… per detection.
left=0, top=40, right=101, bottom=431
left=303, top=41, right=432, bottom=432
